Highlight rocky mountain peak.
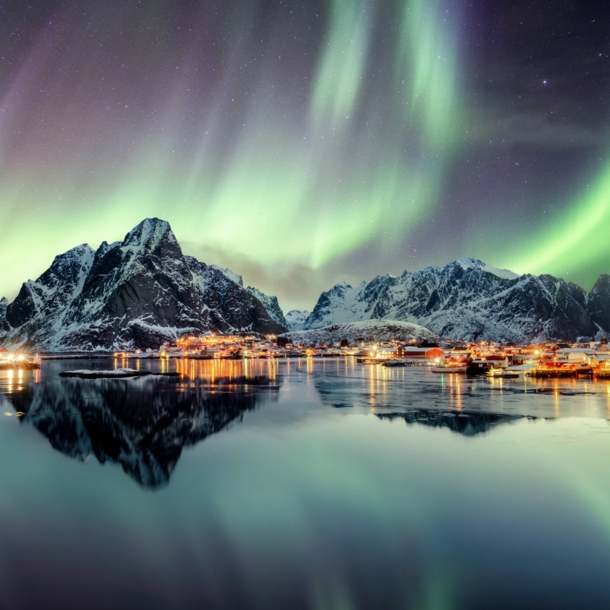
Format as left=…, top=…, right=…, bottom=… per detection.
left=123, top=218, right=174, bottom=251
left=0, top=218, right=286, bottom=351
left=213, top=266, right=244, bottom=287
left=452, top=258, right=485, bottom=271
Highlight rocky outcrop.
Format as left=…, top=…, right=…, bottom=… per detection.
left=0, top=297, right=8, bottom=332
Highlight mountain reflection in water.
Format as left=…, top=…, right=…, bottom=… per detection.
left=2, top=360, right=610, bottom=609
left=3, top=358, right=610, bottom=490
left=7, top=373, right=281, bottom=489
left=377, top=410, right=534, bottom=436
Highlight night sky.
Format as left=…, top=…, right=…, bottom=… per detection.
left=1, top=0, right=609, bottom=310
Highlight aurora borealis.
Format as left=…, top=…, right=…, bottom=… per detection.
left=1, top=1, right=609, bottom=310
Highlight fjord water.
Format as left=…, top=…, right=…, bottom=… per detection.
left=2, top=360, right=610, bottom=610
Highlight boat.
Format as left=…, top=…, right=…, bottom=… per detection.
left=430, top=363, right=467, bottom=374
left=486, top=368, right=520, bottom=379
left=357, top=357, right=378, bottom=364
left=0, top=353, right=41, bottom=370
left=382, top=359, right=408, bottom=368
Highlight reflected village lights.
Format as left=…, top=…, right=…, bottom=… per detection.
left=3, top=333, right=610, bottom=406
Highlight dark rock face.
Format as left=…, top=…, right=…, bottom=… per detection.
left=587, top=274, right=610, bottom=335
left=246, top=286, right=287, bottom=327
left=1, top=218, right=286, bottom=350
left=186, top=257, right=284, bottom=334
left=304, top=259, right=607, bottom=343
left=0, top=297, right=8, bottom=333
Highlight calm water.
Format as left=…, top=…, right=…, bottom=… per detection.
left=2, top=358, right=610, bottom=610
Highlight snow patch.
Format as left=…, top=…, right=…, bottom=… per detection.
left=482, top=264, right=521, bottom=280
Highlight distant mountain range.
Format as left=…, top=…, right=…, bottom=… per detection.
left=285, top=309, right=310, bottom=331
left=294, top=259, right=610, bottom=344
left=1, top=218, right=609, bottom=349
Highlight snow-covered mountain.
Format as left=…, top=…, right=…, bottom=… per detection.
left=285, top=309, right=310, bottom=331
left=0, top=218, right=286, bottom=351
left=303, top=259, right=608, bottom=343
left=284, top=320, right=440, bottom=346
left=246, top=286, right=287, bottom=327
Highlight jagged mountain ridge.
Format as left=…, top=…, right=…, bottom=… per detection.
left=587, top=274, right=610, bottom=333
left=1, top=218, right=286, bottom=350
left=303, top=259, right=610, bottom=343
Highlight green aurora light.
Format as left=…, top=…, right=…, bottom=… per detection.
left=0, top=0, right=608, bottom=308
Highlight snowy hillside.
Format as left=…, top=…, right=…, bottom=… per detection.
left=285, top=309, right=310, bottom=331
left=303, top=259, right=609, bottom=343
left=283, top=320, right=441, bottom=346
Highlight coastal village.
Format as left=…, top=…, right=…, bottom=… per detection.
left=2, top=332, right=610, bottom=379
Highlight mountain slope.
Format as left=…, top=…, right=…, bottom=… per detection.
left=1, top=218, right=285, bottom=350
left=246, top=286, right=287, bottom=327
left=303, top=259, right=604, bottom=343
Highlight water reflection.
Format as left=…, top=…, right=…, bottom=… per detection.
left=6, top=371, right=281, bottom=489
left=308, top=364, right=610, bottom=421
left=4, top=359, right=610, bottom=490
left=3, top=361, right=610, bottom=609
left=377, top=410, right=532, bottom=436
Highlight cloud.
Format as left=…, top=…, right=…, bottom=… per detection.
left=181, top=241, right=341, bottom=312
left=468, top=101, right=606, bottom=148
